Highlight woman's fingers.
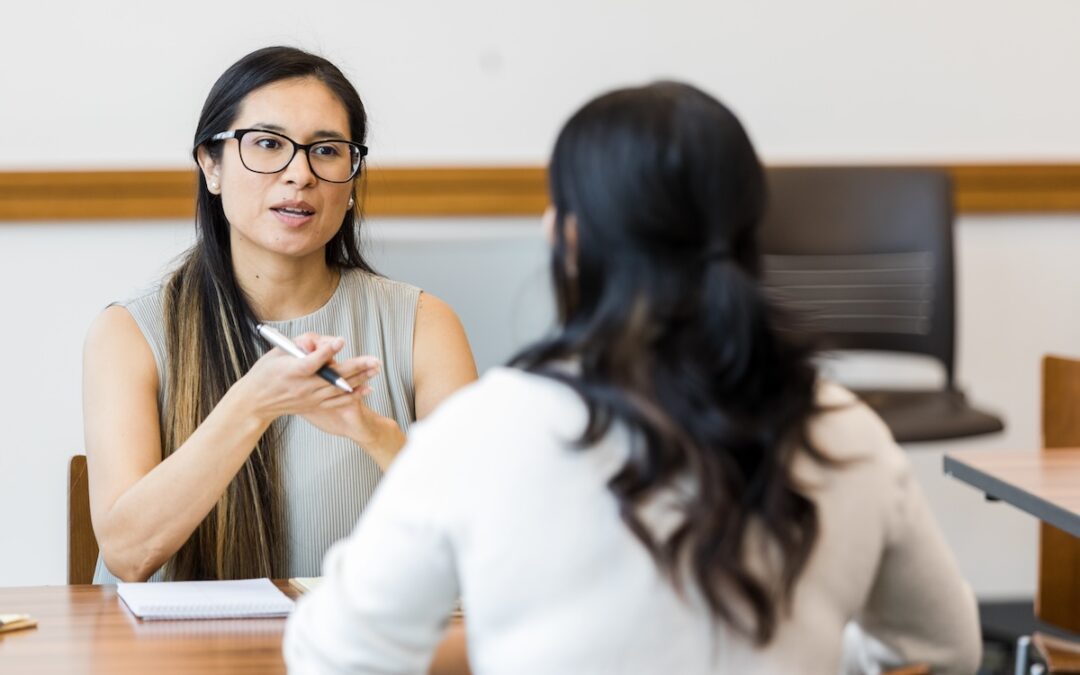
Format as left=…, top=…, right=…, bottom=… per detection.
left=294, top=332, right=344, bottom=354
left=316, top=389, right=373, bottom=410
left=293, top=333, right=319, bottom=353
left=251, top=334, right=378, bottom=412
left=334, top=356, right=381, bottom=378
left=297, top=337, right=344, bottom=374
left=341, top=369, right=378, bottom=395
left=275, top=333, right=377, bottom=378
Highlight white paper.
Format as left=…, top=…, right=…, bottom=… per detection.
left=117, top=578, right=295, bottom=620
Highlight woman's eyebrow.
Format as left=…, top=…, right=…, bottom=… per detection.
left=248, top=123, right=346, bottom=140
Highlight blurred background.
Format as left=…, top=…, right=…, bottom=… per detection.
left=3, top=5, right=1080, bottom=651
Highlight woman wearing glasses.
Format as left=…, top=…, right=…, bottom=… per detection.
left=83, top=46, right=477, bottom=583
left=284, top=82, right=980, bottom=673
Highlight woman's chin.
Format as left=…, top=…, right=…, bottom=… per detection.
left=239, top=235, right=330, bottom=261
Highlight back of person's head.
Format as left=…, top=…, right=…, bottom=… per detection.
left=515, top=81, right=822, bottom=644
left=162, top=46, right=374, bottom=581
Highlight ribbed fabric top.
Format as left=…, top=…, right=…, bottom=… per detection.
left=92, top=268, right=421, bottom=583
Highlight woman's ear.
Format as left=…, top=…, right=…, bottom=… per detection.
left=563, top=213, right=578, bottom=264
left=543, top=205, right=578, bottom=249
left=196, top=146, right=222, bottom=195
left=544, top=206, right=579, bottom=278
left=542, top=205, right=557, bottom=244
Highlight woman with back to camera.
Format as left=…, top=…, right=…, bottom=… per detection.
left=284, top=81, right=981, bottom=674
left=83, top=46, right=477, bottom=584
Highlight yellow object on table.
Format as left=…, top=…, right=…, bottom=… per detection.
left=0, top=613, right=36, bottom=634
left=288, top=577, right=321, bottom=594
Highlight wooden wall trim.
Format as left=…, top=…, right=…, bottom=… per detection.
left=950, top=165, right=1080, bottom=213
left=0, top=170, right=198, bottom=221
left=2, top=164, right=1079, bottom=221
left=0, top=167, right=548, bottom=222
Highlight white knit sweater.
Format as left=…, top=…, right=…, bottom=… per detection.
left=284, top=368, right=981, bottom=674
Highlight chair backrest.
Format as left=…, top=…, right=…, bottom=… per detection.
left=68, top=454, right=99, bottom=584
left=1037, top=355, right=1080, bottom=632
left=758, top=167, right=956, bottom=386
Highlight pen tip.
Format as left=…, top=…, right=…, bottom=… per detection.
left=337, top=378, right=354, bottom=393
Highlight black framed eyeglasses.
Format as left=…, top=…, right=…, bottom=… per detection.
left=210, top=128, right=368, bottom=183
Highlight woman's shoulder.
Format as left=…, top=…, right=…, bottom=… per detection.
left=808, top=380, right=899, bottom=460
left=89, top=280, right=171, bottom=379
left=798, top=379, right=913, bottom=497
left=342, top=268, right=421, bottom=305
left=85, top=300, right=160, bottom=388
left=110, top=281, right=167, bottom=320
left=111, top=282, right=171, bottom=340
left=407, top=367, right=586, bottom=458
left=431, top=367, right=582, bottom=424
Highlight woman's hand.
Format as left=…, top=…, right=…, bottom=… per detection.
left=294, top=335, right=407, bottom=471
left=233, top=332, right=354, bottom=424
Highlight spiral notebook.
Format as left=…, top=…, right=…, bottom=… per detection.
left=117, top=578, right=295, bottom=620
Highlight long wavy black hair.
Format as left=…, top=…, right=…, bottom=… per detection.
left=162, top=46, right=375, bottom=580
left=512, top=81, right=824, bottom=644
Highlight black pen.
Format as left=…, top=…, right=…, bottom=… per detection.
left=255, top=324, right=354, bottom=393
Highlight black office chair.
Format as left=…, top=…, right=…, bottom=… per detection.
left=758, top=167, right=1003, bottom=443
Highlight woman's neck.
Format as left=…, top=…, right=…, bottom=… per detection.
left=232, top=251, right=341, bottom=322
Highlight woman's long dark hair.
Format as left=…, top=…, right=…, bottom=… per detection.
left=162, top=46, right=375, bottom=580
left=512, top=82, right=824, bottom=644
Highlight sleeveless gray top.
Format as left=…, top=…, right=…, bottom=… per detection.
left=92, top=269, right=421, bottom=583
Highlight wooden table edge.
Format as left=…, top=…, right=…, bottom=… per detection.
left=943, top=450, right=1080, bottom=539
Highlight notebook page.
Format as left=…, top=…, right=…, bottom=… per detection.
left=118, top=578, right=295, bottom=620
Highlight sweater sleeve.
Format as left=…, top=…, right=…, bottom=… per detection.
left=283, top=415, right=462, bottom=675
left=856, top=451, right=983, bottom=675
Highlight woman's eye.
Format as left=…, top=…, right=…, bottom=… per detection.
left=256, top=138, right=282, bottom=150
left=313, top=144, right=341, bottom=157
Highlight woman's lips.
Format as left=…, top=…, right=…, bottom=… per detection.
left=271, top=206, right=316, bottom=227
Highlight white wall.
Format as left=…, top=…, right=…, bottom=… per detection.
left=4, top=0, right=1080, bottom=169
left=2, top=1, right=1080, bottom=595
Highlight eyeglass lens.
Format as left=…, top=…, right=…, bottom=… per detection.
left=238, top=131, right=360, bottom=182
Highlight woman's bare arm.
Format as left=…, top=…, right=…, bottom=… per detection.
left=413, top=292, right=478, bottom=420
left=84, top=306, right=348, bottom=581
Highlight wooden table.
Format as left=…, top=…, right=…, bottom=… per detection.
left=944, top=448, right=1080, bottom=538
left=0, top=581, right=468, bottom=674
left=945, top=448, right=1080, bottom=670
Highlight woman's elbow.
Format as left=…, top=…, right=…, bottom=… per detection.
left=935, top=639, right=982, bottom=675
left=953, top=595, right=983, bottom=675
left=99, top=539, right=165, bottom=582
left=930, top=588, right=982, bottom=675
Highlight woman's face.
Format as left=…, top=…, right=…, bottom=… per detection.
left=199, top=76, right=355, bottom=263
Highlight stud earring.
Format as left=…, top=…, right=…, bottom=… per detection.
left=347, top=196, right=355, bottom=209
left=209, top=180, right=219, bottom=192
